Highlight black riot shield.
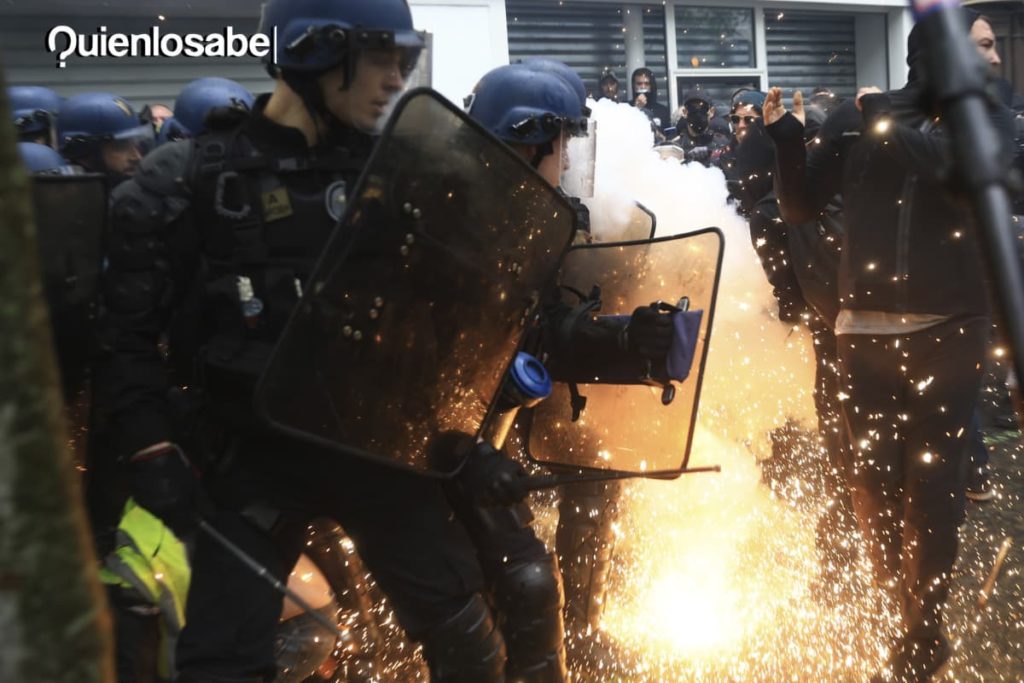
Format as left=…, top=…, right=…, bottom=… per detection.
left=30, top=174, right=107, bottom=400
left=525, top=228, right=724, bottom=475
left=255, top=89, right=576, bottom=476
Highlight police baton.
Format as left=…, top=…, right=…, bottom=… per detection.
left=196, top=518, right=345, bottom=640
left=519, top=465, right=722, bottom=492
left=911, top=0, right=1024, bottom=418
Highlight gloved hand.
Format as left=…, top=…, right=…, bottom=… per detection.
left=623, top=304, right=674, bottom=360
left=128, top=442, right=202, bottom=535
left=686, top=146, right=710, bottom=162
left=459, top=442, right=529, bottom=507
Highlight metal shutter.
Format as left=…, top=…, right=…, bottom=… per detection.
left=675, top=7, right=756, bottom=69
left=0, top=15, right=271, bottom=109
left=764, top=10, right=857, bottom=98
left=506, top=1, right=667, bottom=100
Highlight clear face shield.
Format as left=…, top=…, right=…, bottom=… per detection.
left=561, top=117, right=597, bottom=198
left=106, top=123, right=154, bottom=173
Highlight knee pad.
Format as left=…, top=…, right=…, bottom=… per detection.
left=556, top=481, right=621, bottom=631
left=494, top=553, right=568, bottom=682
left=421, top=593, right=506, bottom=683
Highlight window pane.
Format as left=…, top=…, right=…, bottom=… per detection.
left=676, top=7, right=755, bottom=69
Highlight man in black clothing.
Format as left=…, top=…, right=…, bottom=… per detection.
left=630, top=67, right=672, bottom=137
left=673, top=89, right=731, bottom=166
left=764, top=14, right=1012, bottom=682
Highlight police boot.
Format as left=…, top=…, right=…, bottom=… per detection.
left=493, top=553, right=568, bottom=682
left=555, top=479, right=622, bottom=670
left=421, top=593, right=506, bottom=683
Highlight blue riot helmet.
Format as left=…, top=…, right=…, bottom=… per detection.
left=154, top=116, right=190, bottom=147
left=57, top=93, right=152, bottom=176
left=9, top=86, right=61, bottom=144
left=17, top=142, right=74, bottom=174
left=173, top=77, right=255, bottom=137
left=468, top=65, right=591, bottom=191
left=258, top=0, right=426, bottom=134
left=518, top=59, right=597, bottom=197
left=518, top=57, right=589, bottom=114
left=468, top=65, right=587, bottom=147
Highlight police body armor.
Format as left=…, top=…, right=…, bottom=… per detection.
left=166, top=112, right=370, bottom=431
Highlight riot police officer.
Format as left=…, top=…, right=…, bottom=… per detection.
left=57, top=92, right=152, bottom=184
left=157, top=77, right=255, bottom=146
left=94, top=2, right=518, bottom=681
left=505, top=58, right=629, bottom=668
left=467, top=63, right=676, bottom=677
left=8, top=85, right=61, bottom=146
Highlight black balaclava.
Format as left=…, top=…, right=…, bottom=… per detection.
left=680, top=90, right=713, bottom=135
left=631, top=67, right=659, bottom=105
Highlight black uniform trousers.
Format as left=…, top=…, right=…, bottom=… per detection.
left=836, top=315, right=986, bottom=639
left=176, top=432, right=484, bottom=682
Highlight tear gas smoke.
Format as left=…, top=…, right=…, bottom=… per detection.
left=576, top=97, right=818, bottom=456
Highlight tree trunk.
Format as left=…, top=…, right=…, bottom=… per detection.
left=0, top=64, right=115, bottom=681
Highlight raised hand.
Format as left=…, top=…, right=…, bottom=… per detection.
left=855, top=86, right=883, bottom=111
left=764, top=87, right=805, bottom=127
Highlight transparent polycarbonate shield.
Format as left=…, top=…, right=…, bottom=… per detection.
left=525, top=228, right=724, bottom=474
left=621, top=201, right=657, bottom=241
left=255, top=89, right=576, bottom=476
left=562, top=119, right=597, bottom=198
left=31, top=174, right=107, bottom=400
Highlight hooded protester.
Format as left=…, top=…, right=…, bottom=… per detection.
left=630, top=67, right=672, bottom=136
left=674, top=89, right=731, bottom=166
left=765, top=10, right=1013, bottom=681
left=718, top=88, right=768, bottom=179
left=597, top=72, right=620, bottom=102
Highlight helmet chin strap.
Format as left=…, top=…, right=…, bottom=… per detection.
left=281, top=55, right=355, bottom=146
left=530, top=140, right=554, bottom=169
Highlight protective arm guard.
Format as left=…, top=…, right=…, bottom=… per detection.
left=541, top=300, right=626, bottom=383
left=93, top=141, right=199, bottom=458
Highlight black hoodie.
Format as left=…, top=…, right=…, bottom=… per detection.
left=767, top=20, right=1013, bottom=317
left=630, top=68, right=672, bottom=135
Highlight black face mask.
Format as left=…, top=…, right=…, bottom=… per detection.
left=685, top=107, right=710, bottom=135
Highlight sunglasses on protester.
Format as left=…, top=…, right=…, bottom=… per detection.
left=729, top=114, right=760, bottom=126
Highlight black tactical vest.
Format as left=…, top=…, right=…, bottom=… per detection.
left=169, top=120, right=370, bottom=412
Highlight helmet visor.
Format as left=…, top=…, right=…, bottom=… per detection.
left=562, top=118, right=597, bottom=198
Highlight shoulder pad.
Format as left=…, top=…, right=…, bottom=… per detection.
left=134, top=139, right=195, bottom=198
left=205, top=106, right=248, bottom=131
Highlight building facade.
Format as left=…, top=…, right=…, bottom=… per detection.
left=1, top=0, right=1013, bottom=114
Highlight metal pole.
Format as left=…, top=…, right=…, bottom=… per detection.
left=197, top=519, right=344, bottom=640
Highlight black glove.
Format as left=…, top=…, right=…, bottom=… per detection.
left=459, top=442, right=529, bottom=507
left=686, top=146, right=710, bottom=162
left=128, top=443, right=201, bottom=536
left=623, top=305, right=674, bottom=360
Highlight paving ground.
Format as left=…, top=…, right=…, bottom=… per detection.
left=943, top=426, right=1024, bottom=682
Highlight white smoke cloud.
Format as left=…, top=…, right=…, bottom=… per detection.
left=573, top=97, right=818, bottom=456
